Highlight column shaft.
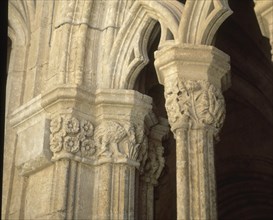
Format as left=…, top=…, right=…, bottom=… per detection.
left=176, top=129, right=190, bottom=220
left=176, top=129, right=217, bottom=219
left=95, top=164, right=112, bottom=219
left=93, top=164, right=136, bottom=220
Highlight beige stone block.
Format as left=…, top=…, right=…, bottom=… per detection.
left=7, top=168, right=25, bottom=219
left=2, top=126, right=17, bottom=218
left=11, top=46, right=28, bottom=72
left=34, top=62, right=49, bottom=96
left=27, top=29, right=40, bottom=70
left=24, top=165, right=54, bottom=219
left=23, top=67, right=36, bottom=103
left=75, top=164, right=95, bottom=219
left=15, top=117, right=52, bottom=176
left=6, top=70, right=25, bottom=113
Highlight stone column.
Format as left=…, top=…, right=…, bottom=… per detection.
left=154, top=44, right=231, bottom=220
left=138, top=117, right=169, bottom=220
left=41, top=86, right=96, bottom=220
left=91, top=89, right=152, bottom=220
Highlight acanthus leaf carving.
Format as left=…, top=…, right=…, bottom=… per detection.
left=165, top=79, right=225, bottom=139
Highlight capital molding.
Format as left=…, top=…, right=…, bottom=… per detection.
left=10, top=87, right=155, bottom=174
left=41, top=85, right=95, bottom=117
left=49, top=116, right=146, bottom=168
left=154, top=44, right=230, bottom=137
left=155, top=44, right=231, bottom=91
left=95, top=88, right=152, bottom=122
left=92, top=89, right=153, bottom=167
left=47, top=89, right=154, bottom=168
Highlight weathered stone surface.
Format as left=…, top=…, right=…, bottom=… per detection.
left=4, top=0, right=272, bottom=219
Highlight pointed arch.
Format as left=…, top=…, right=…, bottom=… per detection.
left=178, top=0, right=232, bottom=45
left=107, top=0, right=184, bottom=89
left=8, top=0, right=36, bottom=46
left=8, top=2, right=30, bottom=46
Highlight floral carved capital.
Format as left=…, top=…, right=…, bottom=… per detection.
left=165, top=79, right=226, bottom=138
left=50, top=116, right=96, bottom=159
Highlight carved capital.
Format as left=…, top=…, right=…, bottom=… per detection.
left=164, top=78, right=225, bottom=138
left=154, top=45, right=229, bottom=139
left=141, top=140, right=165, bottom=185
left=94, top=120, right=147, bottom=167
left=50, top=116, right=149, bottom=167
left=140, top=118, right=169, bottom=185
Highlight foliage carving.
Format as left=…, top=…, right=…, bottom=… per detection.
left=165, top=79, right=225, bottom=138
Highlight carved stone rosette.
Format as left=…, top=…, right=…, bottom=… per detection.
left=50, top=116, right=96, bottom=161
